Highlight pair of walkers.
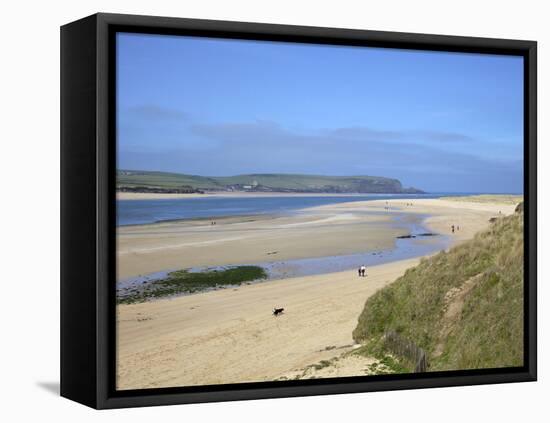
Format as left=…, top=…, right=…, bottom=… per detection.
left=357, top=265, right=367, bottom=277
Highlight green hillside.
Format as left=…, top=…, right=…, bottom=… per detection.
left=353, top=204, right=524, bottom=372
left=215, top=174, right=400, bottom=191
left=117, top=170, right=221, bottom=189
left=117, top=170, right=423, bottom=194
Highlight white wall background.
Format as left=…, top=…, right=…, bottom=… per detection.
left=1, top=0, right=547, bottom=420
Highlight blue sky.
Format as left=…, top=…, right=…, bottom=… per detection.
left=116, top=32, right=524, bottom=193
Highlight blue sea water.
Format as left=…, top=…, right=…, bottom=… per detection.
left=117, top=193, right=447, bottom=226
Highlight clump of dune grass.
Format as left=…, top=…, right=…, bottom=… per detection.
left=118, top=266, right=267, bottom=304
left=353, top=204, right=524, bottom=372
left=352, top=343, right=410, bottom=374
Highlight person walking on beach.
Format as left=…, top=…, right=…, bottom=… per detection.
left=358, top=267, right=362, bottom=277
left=451, top=224, right=455, bottom=234
left=360, top=265, right=367, bottom=277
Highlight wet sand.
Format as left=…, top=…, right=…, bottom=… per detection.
left=116, top=197, right=519, bottom=389
left=117, top=208, right=403, bottom=279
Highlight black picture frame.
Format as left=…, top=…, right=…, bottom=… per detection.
left=60, top=12, right=537, bottom=409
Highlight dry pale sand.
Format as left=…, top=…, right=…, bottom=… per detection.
left=279, top=350, right=380, bottom=380
left=315, top=197, right=518, bottom=243
left=116, top=197, right=520, bottom=389
left=116, top=257, right=419, bottom=389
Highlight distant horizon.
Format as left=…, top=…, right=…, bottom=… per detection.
left=117, top=33, right=524, bottom=193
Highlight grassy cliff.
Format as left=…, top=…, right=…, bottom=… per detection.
left=117, top=170, right=423, bottom=194
left=353, top=205, right=524, bottom=372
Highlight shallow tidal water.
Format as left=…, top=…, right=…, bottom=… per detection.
left=257, top=214, right=450, bottom=280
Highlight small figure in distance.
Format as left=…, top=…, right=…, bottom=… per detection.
left=360, top=265, right=367, bottom=277
left=358, top=267, right=362, bottom=277
left=451, top=224, right=455, bottom=234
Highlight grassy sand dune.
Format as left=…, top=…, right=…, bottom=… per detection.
left=352, top=205, right=524, bottom=371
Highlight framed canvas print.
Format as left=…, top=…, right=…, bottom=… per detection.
left=60, top=13, right=537, bottom=409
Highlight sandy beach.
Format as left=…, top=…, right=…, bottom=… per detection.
left=117, top=257, right=419, bottom=389
left=116, top=197, right=519, bottom=390
left=117, top=197, right=514, bottom=279
left=117, top=204, right=402, bottom=279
